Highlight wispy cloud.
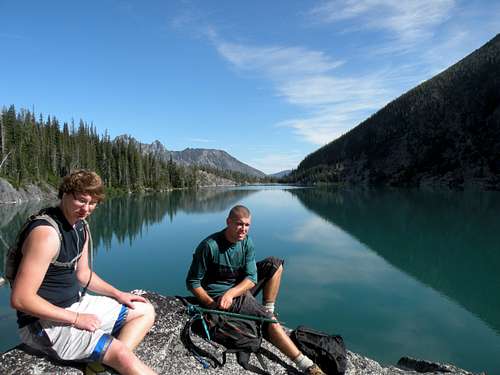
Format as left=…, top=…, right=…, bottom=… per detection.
left=277, top=107, right=374, bottom=146
left=183, top=1, right=491, bottom=148
left=208, top=30, right=392, bottom=145
left=309, top=0, right=455, bottom=47
left=214, top=42, right=343, bottom=78
left=277, top=74, right=389, bottom=108
left=170, top=2, right=207, bottom=32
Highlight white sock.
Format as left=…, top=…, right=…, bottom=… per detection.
left=293, top=353, right=314, bottom=371
left=263, top=302, right=275, bottom=314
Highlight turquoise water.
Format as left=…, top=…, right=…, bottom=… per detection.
left=1, top=186, right=499, bottom=374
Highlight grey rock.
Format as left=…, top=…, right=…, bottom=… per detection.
left=0, top=292, right=481, bottom=375
left=196, top=170, right=237, bottom=187
left=0, top=179, right=57, bottom=205
left=166, top=148, right=266, bottom=178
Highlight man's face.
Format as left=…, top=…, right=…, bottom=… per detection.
left=225, top=214, right=251, bottom=243
left=64, top=192, right=99, bottom=222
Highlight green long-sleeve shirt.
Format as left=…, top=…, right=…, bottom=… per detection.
left=186, top=229, right=257, bottom=297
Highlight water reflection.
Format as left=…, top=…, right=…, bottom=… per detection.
left=1, top=186, right=499, bottom=373
left=288, top=187, right=500, bottom=335
left=1, top=188, right=257, bottom=273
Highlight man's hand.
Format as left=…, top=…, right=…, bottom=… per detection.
left=218, top=290, right=235, bottom=310
left=115, top=291, right=147, bottom=309
left=74, top=312, right=101, bottom=332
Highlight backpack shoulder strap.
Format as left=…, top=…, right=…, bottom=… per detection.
left=32, top=214, right=64, bottom=265
left=181, top=315, right=223, bottom=369
left=222, top=350, right=270, bottom=375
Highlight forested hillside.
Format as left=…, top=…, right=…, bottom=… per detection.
left=0, top=105, right=257, bottom=192
left=290, top=34, right=500, bottom=189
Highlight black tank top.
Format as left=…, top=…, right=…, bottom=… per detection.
left=16, top=206, right=87, bottom=328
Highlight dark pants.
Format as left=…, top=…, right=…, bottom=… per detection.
left=224, top=256, right=284, bottom=320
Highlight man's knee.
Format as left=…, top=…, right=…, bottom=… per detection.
left=264, top=320, right=281, bottom=340
left=104, top=339, right=136, bottom=369
left=127, top=300, right=156, bottom=322
left=266, top=257, right=283, bottom=281
left=141, top=300, right=156, bottom=320
left=265, top=256, right=284, bottom=268
left=274, top=263, right=283, bottom=276
left=258, top=257, right=284, bottom=276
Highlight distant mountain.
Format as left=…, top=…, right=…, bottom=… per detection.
left=115, top=135, right=266, bottom=178
left=295, top=34, right=500, bottom=189
left=269, top=170, right=292, bottom=178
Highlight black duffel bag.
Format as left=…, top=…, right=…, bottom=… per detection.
left=290, top=325, right=347, bottom=375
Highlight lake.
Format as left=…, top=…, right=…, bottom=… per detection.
left=1, top=186, right=499, bottom=374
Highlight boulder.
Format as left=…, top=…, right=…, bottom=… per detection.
left=0, top=292, right=482, bottom=375
left=0, top=178, right=57, bottom=204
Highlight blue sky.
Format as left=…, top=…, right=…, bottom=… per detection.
left=1, top=1, right=498, bottom=174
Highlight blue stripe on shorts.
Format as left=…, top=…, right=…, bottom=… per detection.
left=111, top=304, right=128, bottom=336
left=89, top=334, right=113, bottom=361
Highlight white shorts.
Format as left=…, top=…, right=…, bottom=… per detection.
left=19, top=294, right=127, bottom=362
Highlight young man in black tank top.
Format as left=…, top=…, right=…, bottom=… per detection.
left=10, top=170, right=157, bottom=375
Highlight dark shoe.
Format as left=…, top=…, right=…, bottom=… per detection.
left=85, top=362, right=117, bottom=375
left=305, top=364, right=326, bottom=375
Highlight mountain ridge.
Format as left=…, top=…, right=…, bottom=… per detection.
left=114, top=135, right=266, bottom=178
left=269, top=169, right=292, bottom=178
left=294, top=34, right=500, bottom=189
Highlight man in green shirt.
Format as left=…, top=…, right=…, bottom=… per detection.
left=186, top=205, right=325, bottom=375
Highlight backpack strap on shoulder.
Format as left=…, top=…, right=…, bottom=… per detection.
left=80, top=219, right=93, bottom=298
left=33, top=214, right=64, bottom=266
left=33, top=213, right=82, bottom=269
left=4, top=210, right=65, bottom=287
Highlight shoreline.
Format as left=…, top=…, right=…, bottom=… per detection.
left=0, top=291, right=483, bottom=375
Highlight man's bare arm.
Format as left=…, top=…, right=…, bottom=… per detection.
left=218, top=278, right=255, bottom=310
left=191, top=277, right=255, bottom=310
left=10, top=227, right=86, bottom=327
left=190, top=286, right=217, bottom=308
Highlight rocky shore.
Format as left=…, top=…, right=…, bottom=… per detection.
left=0, top=179, right=57, bottom=204
left=0, top=175, right=241, bottom=204
left=0, top=291, right=483, bottom=375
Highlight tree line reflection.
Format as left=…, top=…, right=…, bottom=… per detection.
left=0, top=188, right=256, bottom=271
left=289, top=187, right=500, bottom=335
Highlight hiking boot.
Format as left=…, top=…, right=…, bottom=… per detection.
left=305, top=364, right=326, bottom=375
left=85, top=362, right=117, bottom=375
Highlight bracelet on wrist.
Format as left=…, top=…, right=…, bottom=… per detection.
left=72, top=312, right=79, bottom=327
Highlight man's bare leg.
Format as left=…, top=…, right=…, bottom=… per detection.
left=262, top=264, right=283, bottom=304
left=117, top=301, right=156, bottom=350
left=102, top=339, right=157, bottom=375
left=266, top=320, right=300, bottom=359
left=266, top=322, right=324, bottom=373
